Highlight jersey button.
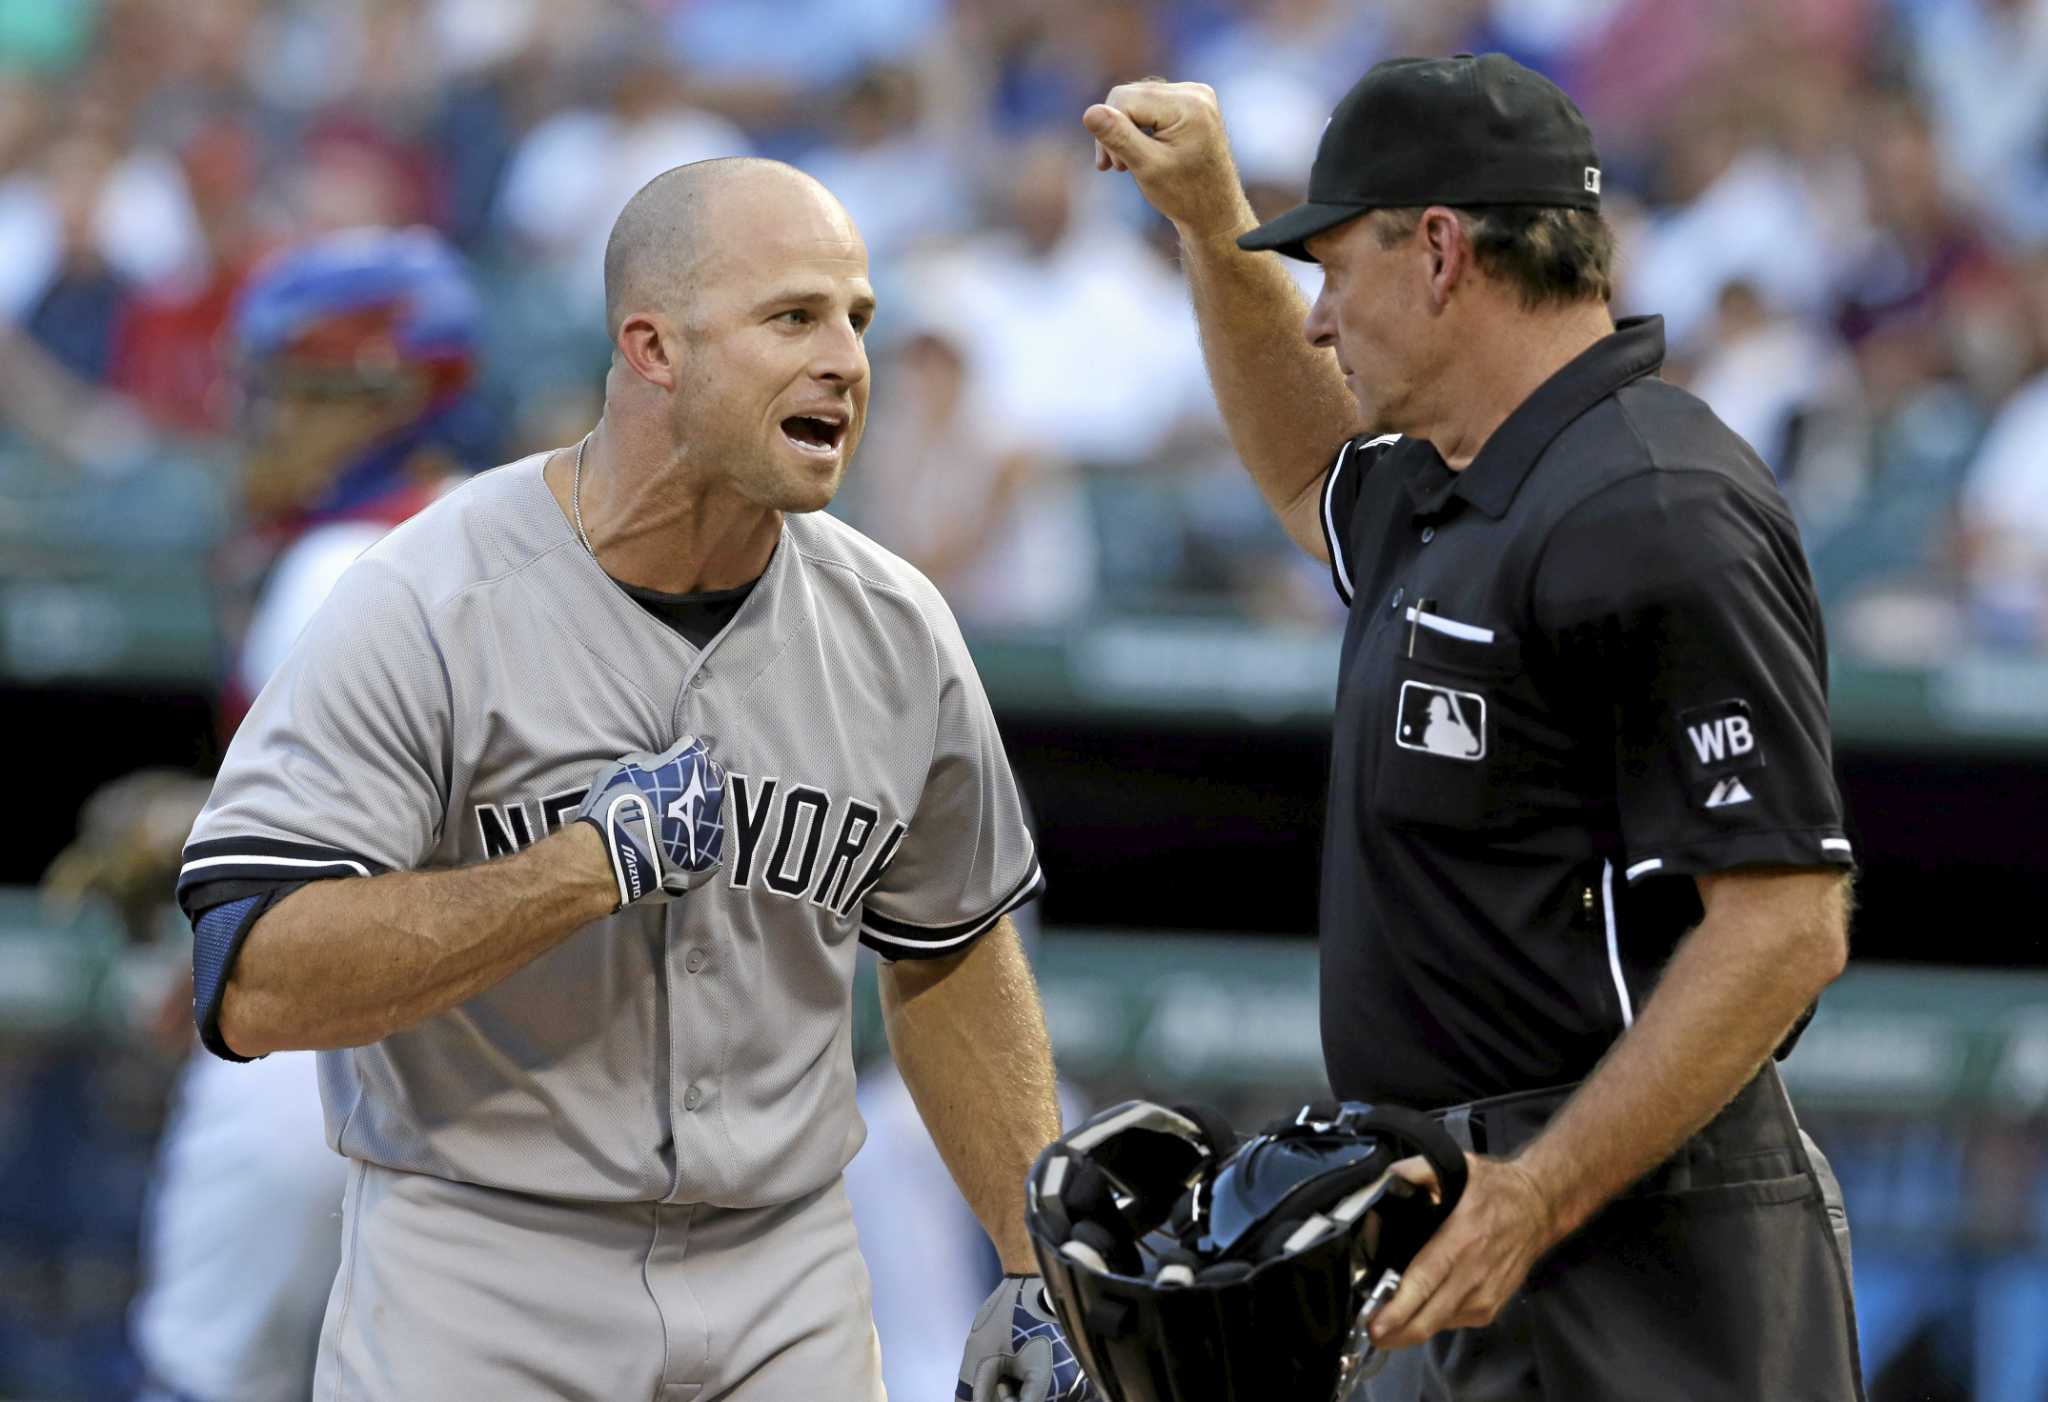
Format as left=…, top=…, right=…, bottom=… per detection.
left=1420, top=526, right=1436, bottom=544
left=690, top=670, right=710, bottom=689
left=685, top=948, right=706, bottom=974
left=1390, top=587, right=1405, bottom=613
left=684, top=1085, right=703, bottom=1111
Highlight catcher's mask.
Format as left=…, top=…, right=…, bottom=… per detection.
left=1025, top=1099, right=1468, bottom=1402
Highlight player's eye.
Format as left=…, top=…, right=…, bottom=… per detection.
left=778, top=309, right=812, bottom=326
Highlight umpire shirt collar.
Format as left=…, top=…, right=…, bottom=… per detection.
left=1405, top=314, right=1666, bottom=520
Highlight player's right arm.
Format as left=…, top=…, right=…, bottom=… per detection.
left=179, top=551, right=722, bottom=1060
left=216, top=824, right=616, bottom=1057
left=1083, top=81, right=1358, bottom=561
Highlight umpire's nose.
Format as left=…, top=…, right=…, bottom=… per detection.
left=1304, top=277, right=1339, bottom=351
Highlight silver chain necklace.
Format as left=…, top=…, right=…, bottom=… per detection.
left=570, top=431, right=595, bottom=558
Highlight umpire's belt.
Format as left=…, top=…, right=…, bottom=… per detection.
left=1425, top=1062, right=1813, bottom=1195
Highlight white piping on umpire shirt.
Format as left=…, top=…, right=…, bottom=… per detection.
left=1322, top=440, right=1355, bottom=603
left=1320, top=434, right=1400, bottom=606
left=1602, top=858, right=1635, bottom=1027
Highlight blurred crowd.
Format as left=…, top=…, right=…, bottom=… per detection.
left=4, top=0, right=2048, bottom=651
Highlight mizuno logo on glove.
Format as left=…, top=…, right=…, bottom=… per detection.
left=575, top=736, right=728, bottom=911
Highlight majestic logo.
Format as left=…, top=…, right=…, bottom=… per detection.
left=1395, top=680, right=1486, bottom=761
left=1704, top=777, right=1754, bottom=809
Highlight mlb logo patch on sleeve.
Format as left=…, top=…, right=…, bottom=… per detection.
left=1677, top=699, right=1765, bottom=779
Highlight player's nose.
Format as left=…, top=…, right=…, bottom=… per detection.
left=810, top=320, right=869, bottom=387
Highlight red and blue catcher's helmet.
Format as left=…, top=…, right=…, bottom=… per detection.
left=231, top=226, right=479, bottom=403
left=1026, top=1100, right=1468, bottom=1402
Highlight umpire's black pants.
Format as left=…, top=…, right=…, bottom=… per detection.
left=1362, top=1063, right=1865, bottom=1401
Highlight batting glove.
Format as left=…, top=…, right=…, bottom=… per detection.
left=575, top=735, right=727, bottom=911
left=957, top=1273, right=1093, bottom=1401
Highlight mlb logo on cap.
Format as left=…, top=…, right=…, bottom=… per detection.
left=1584, top=167, right=1601, bottom=193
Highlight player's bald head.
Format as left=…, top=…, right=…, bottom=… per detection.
left=603, top=157, right=846, bottom=340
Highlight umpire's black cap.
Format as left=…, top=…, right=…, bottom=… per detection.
left=1238, top=53, right=1602, bottom=262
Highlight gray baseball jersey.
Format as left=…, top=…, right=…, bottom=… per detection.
left=177, top=450, right=1043, bottom=1209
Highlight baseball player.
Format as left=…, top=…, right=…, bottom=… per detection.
left=175, top=158, right=1085, bottom=1401
left=38, top=226, right=482, bottom=1402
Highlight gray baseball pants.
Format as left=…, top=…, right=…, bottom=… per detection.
left=313, top=1160, right=885, bottom=1401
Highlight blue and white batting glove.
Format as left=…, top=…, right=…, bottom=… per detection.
left=957, top=1274, right=1093, bottom=1401
left=575, top=735, right=727, bottom=911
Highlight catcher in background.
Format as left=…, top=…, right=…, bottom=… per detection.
left=43, top=226, right=483, bottom=1402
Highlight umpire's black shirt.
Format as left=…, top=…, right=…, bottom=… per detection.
left=1317, top=315, right=1853, bottom=1108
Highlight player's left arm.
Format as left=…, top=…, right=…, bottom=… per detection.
left=1372, top=466, right=1858, bottom=1349
left=879, top=915, right=1061, bottom=1270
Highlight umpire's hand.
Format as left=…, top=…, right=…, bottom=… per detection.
left=575, top=735, right=728, bottom=911
left=1368, top=1152, right=1561, bottom=1350
left=1082, top=80, right=1251, bottom=238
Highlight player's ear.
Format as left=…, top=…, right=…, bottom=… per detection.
left=617, top=312, right=679, bottom=392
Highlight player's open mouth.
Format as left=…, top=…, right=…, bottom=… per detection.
left=780, top=412, right=847, bottom=457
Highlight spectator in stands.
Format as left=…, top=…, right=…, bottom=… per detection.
left=1182, top=0, right=1390, bottom=111
left=106, top=120, right=270, bottom=434
left=1959, top=249, right=2048, bottom=649
left=837, top=305, right=1095, bottom=629
left=12, top=129, right=132, bottom=384
left=662, top=0, right=945, bottom=135
left=904, top=133, right=1210, bottom=468
left=494, top=47, right=750, bottom=317
left=1621, top=43, right=1863, bottom=351
left=796, top=65, right=971, bottom=276
left=1684, top=280, right=1865, bottom=536
left=1901, top=0, right=2048, bottom=243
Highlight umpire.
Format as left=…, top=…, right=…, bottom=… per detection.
left=1084, top=56, right=1863, bottom=1400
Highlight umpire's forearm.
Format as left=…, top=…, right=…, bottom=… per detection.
left=218, top=823, right=617, bottom=1056
left=881, top=919, right=1061, bottom=1272
left=1514, top=870, right=1850, bottom=1240
left=1179, top=218, right=1358, bottom=557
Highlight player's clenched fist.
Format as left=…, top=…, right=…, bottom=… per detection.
left=1081, top=80, right=1250, bottom=238
left=576, top=735, right=728, bottom=910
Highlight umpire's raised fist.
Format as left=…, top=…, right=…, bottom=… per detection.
left=1082, top=79, right=1243, bottom=236
left=576, top=735, right=727, bottom=911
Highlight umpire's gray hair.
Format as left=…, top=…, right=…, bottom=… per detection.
left=1369, top=205, right=1616, bottom=309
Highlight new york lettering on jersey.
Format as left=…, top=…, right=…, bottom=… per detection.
left=473, top=774, right=909, bottom=920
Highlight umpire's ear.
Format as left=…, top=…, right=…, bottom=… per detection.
left=616, top=310, right=681, bottom=391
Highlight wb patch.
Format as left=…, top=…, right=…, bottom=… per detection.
left=1396, top=680, right=1486, bottom=761
left=1678, top=699, right=1765, bottom=781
